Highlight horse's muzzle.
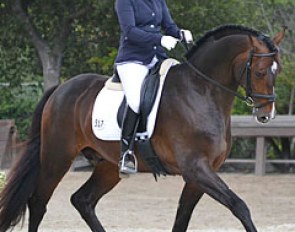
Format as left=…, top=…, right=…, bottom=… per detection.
left=253, top=104, right=276, bottom=124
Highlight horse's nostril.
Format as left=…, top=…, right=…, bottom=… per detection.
left=257, top=116, right=270, bottom=124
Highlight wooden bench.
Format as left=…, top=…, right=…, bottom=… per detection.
left=230, top=115, right=295, bottom=175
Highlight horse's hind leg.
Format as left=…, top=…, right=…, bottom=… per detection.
left=184, top=158, right=257, bottom=232
left=28, top=147, right=76, bottom=232
left=172, top=183, right=204, bottom=232
left=71, top=160, right=120, bottom=232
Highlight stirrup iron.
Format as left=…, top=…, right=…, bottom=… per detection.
left=119, top=150, right=138, bottom=175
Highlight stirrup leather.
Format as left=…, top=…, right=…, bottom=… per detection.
left=119, top=150, right=138, bottom=174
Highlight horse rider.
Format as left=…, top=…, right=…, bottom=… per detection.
left=115, top=0, right=193, bottom=176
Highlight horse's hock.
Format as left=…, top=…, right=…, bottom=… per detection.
left=0, top=120, right=17, bottom=169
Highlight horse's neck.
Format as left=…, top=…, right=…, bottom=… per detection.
left=193, top=45, right=239, bottom=84
left=184, top=38, right=249, bottom=115
left=165, top=67, right=234, bottom=121
left=181, top=63, right=235, bottom=117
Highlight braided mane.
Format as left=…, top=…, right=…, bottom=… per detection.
left=186, top=24, right=277, bottom=59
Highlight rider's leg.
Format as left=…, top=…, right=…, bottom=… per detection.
left=117, top=63, right=149, bottom=175
left=119, top=106, right=139, bottom=174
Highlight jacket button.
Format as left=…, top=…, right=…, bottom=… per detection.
left=154, top=46, right=157, bottom=50
left=152, top=13, right=155, bottom=16
left=150, top=25, right=155, bottom=28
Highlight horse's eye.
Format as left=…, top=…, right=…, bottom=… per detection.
left=255, top=71, right=265, bottom=78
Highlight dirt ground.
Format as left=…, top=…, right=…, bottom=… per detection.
left=14, top=172, right=295, bottom=232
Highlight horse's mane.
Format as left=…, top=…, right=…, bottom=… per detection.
left=186, top=24, right=277, bottom=59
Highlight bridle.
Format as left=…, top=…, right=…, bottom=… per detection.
left=242, top=48, right=277, bottom=108
left=183, top=46, right=278, bottom=108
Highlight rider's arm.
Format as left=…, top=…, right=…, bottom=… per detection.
left=160, top=0, right=181, bottom=39
left=115, top=0, right=162, bottom=46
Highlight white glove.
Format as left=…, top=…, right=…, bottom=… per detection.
left=161, top=36, right=178, bottom=50
left=181, top=29, right=193, bottom=43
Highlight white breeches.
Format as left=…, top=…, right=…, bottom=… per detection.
left=117, top=63, right=149, bottom=113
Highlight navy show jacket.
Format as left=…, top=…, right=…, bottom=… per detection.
left=115, top=0, right=181, bottom=65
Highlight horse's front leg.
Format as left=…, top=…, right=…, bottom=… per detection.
left=172, top=183, right=204, bottom=232
left=182, top=157, right=257, bottom=232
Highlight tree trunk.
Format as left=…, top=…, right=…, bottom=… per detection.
left=12, top=0, right=90, bottom=90
left=41, top=53, right=62, bottom=90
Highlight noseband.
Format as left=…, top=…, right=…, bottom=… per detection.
left=184, top=48, right=278, bottom=109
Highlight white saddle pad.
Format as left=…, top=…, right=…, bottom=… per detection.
left=91, top=59, right=179, bottom=141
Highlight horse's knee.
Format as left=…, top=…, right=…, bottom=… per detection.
left=71, top=191, right=96, bottom=220
left=70, top=192, right=83, bottom=210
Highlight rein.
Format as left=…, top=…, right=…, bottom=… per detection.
left=182, top=47, right=277, bottom=108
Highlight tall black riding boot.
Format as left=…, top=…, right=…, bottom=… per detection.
left=119, top=106, right=139, bottom=176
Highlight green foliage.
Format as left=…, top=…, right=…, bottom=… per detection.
left=0, top=83, right=43, bottom=140
left=0, top=171, right=6, bottom=191
left=230, top=138, right=256, bottom=159
left=86, top=47, right=117, bottom=75
left=0, top=3, right=43, bottom=139
left=59, top=0, right=119, bottom=78
left=275, top=56, right=295, bottom=113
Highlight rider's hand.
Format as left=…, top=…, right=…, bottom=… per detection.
left=180, top=29, right=193, bottom=43
left=161, top=36, right=178, bottom=50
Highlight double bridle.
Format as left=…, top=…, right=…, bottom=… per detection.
left=183, top=48, right=278, bottom=108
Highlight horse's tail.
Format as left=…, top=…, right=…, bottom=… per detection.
left=0, top=85, right=58, bottom=232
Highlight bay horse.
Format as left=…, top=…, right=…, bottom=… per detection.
left=0, top=25, right=285, bottom=232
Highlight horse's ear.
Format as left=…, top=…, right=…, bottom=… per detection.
left=273, top=25, right=287, bottom=46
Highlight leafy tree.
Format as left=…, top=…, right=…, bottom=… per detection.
left=10, top=0, right=96, bottom=90
left=61, top=0, right=119, bottom=79
left=1, top=0, right=119, bottom=137
left=0, top=1, right=43, bottom=139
